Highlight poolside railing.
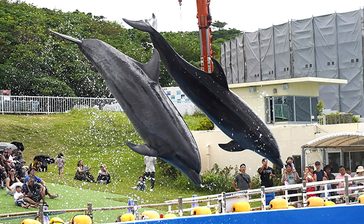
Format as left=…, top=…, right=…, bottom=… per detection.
left=1, top=176, right=364, bottom=223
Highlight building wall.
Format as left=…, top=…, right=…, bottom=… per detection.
left=192, top=123, right=364, bottom=177
left=231, top=82, right=320, bottom=121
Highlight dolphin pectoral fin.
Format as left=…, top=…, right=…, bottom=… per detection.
left=126, top=142, right=158, bottom=157
left=135, top=49, right=160, bottom=82
left=210, top=58, right=229, bottom=90
left=218, top=140, right=245, bottom=152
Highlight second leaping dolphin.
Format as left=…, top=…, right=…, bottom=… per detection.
left=51, top=31, right=202, bottom=184
left=123, top=19, right=284, bottom=168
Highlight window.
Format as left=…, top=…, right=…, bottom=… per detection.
left=265, top=96, right=318, bottom=123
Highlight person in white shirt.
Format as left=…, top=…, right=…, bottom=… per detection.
left=144, top=156, right=156, bottom=191
left=13, top=185, right=37, bottom=208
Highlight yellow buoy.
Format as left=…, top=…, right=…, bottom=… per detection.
left=324, top=201, right=336, bottom=206
left=192, top=206, right=212, bottom=215
left=142, top=210, right=160, bottom=220
left=232, top=201, right=251, bottom=212
left=358, top=195, right=364, bottom=204
left=120, top=213, right=135, bottom=222
left=288, top=205, right=295, bottom=209
left=270, top=198, right=288, bottom=210
left=164, top=213, right=177, bottom=218
left=49, top=217, right=65, bottom=224
left=307, top=197, right=324, bottom=207
left=70, top=215, right=92, bottom=224
left=21, top=219, right=41, bottom=224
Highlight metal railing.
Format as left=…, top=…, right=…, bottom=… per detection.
left=1, top=176, right=364, bottom=223
left=0, top=94, right=199, bottom=115
left=0, top=95, right=117, bottom=114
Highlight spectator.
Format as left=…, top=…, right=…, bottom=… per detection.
left=354, top=166, right=364, bottom=186
left=14, top=185, right=37, bottom=208
left=281, top=163, right=299, bottom=185
left=281, top=163, right=299, bottom=202
left=313, top=161, right=324, bottom=181
left=144, top=156, right=156, bottom=191
left=304, top=166, right=316, bottom=197
left=335, top=165, right=351, bottom=197
left=5, top=168, right=23, bottom=195
left=135, top=176, right=146, bottom=191
left=233, top=163, right=251, bottom=191
left=285, top=156, right=296, bottom=171
left=55, top=153, right=65, bottom=178
left=22, top=177, right=45, bottom=203
left=74, top=160, right=94, bottom=182
left=24, top=168, right=58, bottom=199
left=257, top=158, right=275, bottom=188
left=2, top=148, right=14, bottom=171
left=324, top=165, right=336, bottom=195
left=97, top=164, right=111, bottom=184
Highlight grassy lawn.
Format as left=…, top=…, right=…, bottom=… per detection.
left=0, top=109, right=214, bottom=222
left=1, top=183, right=130, bottom=223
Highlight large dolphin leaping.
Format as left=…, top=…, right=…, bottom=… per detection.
left=123, top=19, right=284, bottom=168
left=51, top=31, right=202, bottom=184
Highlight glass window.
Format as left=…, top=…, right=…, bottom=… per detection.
left=328, top=152, right=341, bottom=173
left=295, top=96, right=310, bottom=122
left=311, top=97, right=318, bottom=121
left=274, top=96, right=294, bottom=122
left=351, top=151, right=364, bottom=171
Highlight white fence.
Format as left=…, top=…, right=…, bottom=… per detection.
left=0, top=94, right=199, bottom=115
left=2, top=176, right=363, bottom=223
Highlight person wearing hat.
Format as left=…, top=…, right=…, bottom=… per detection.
left=354, top=165, right=364, bottom=186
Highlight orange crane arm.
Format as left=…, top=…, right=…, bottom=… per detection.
left=179, top=0, right=213, bottom=73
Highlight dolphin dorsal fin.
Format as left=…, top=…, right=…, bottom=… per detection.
left=210, top=58, right=229, bottom=89
left=126, top=142, right=159, bottom=157
left=136, top=49, right=160, bottom=83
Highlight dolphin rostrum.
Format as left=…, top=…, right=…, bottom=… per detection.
left=122, top=19, right=284, bottom=168
left=51, top=30, right=202, bottom=184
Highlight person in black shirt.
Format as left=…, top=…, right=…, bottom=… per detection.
left=257, top=158, right=275, bottom=187
left=313, top=161, right=325, bottom=181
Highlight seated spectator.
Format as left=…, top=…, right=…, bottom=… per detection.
left=22, top=177, right=45, bottom=203
left=97, top=164, right=111, bottom=184
left=5, top=168, right=23, bottom=195
left=24, top=168, right=58, bottom=199
left=0, top=164, right=7, bottom=188
left=74, top=160, right=94, bottom=182
left=2, top=148, right=14, bottom=171
left=134, top=176, right=146, bottom=191
left=14, top=185, right=37, bottom=208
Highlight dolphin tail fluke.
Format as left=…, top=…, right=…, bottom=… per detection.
left=49, top=30, right=82, bottom=44
left=126, top=142, right=158, bottom=157
left=123, top=18, right=155, bottom=33
left=218, top=140, right=245, bottom=152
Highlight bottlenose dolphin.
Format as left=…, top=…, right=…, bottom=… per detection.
left=123, top=19, right=284, bottom=168
left=51, top=31, right=202, bottom=184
